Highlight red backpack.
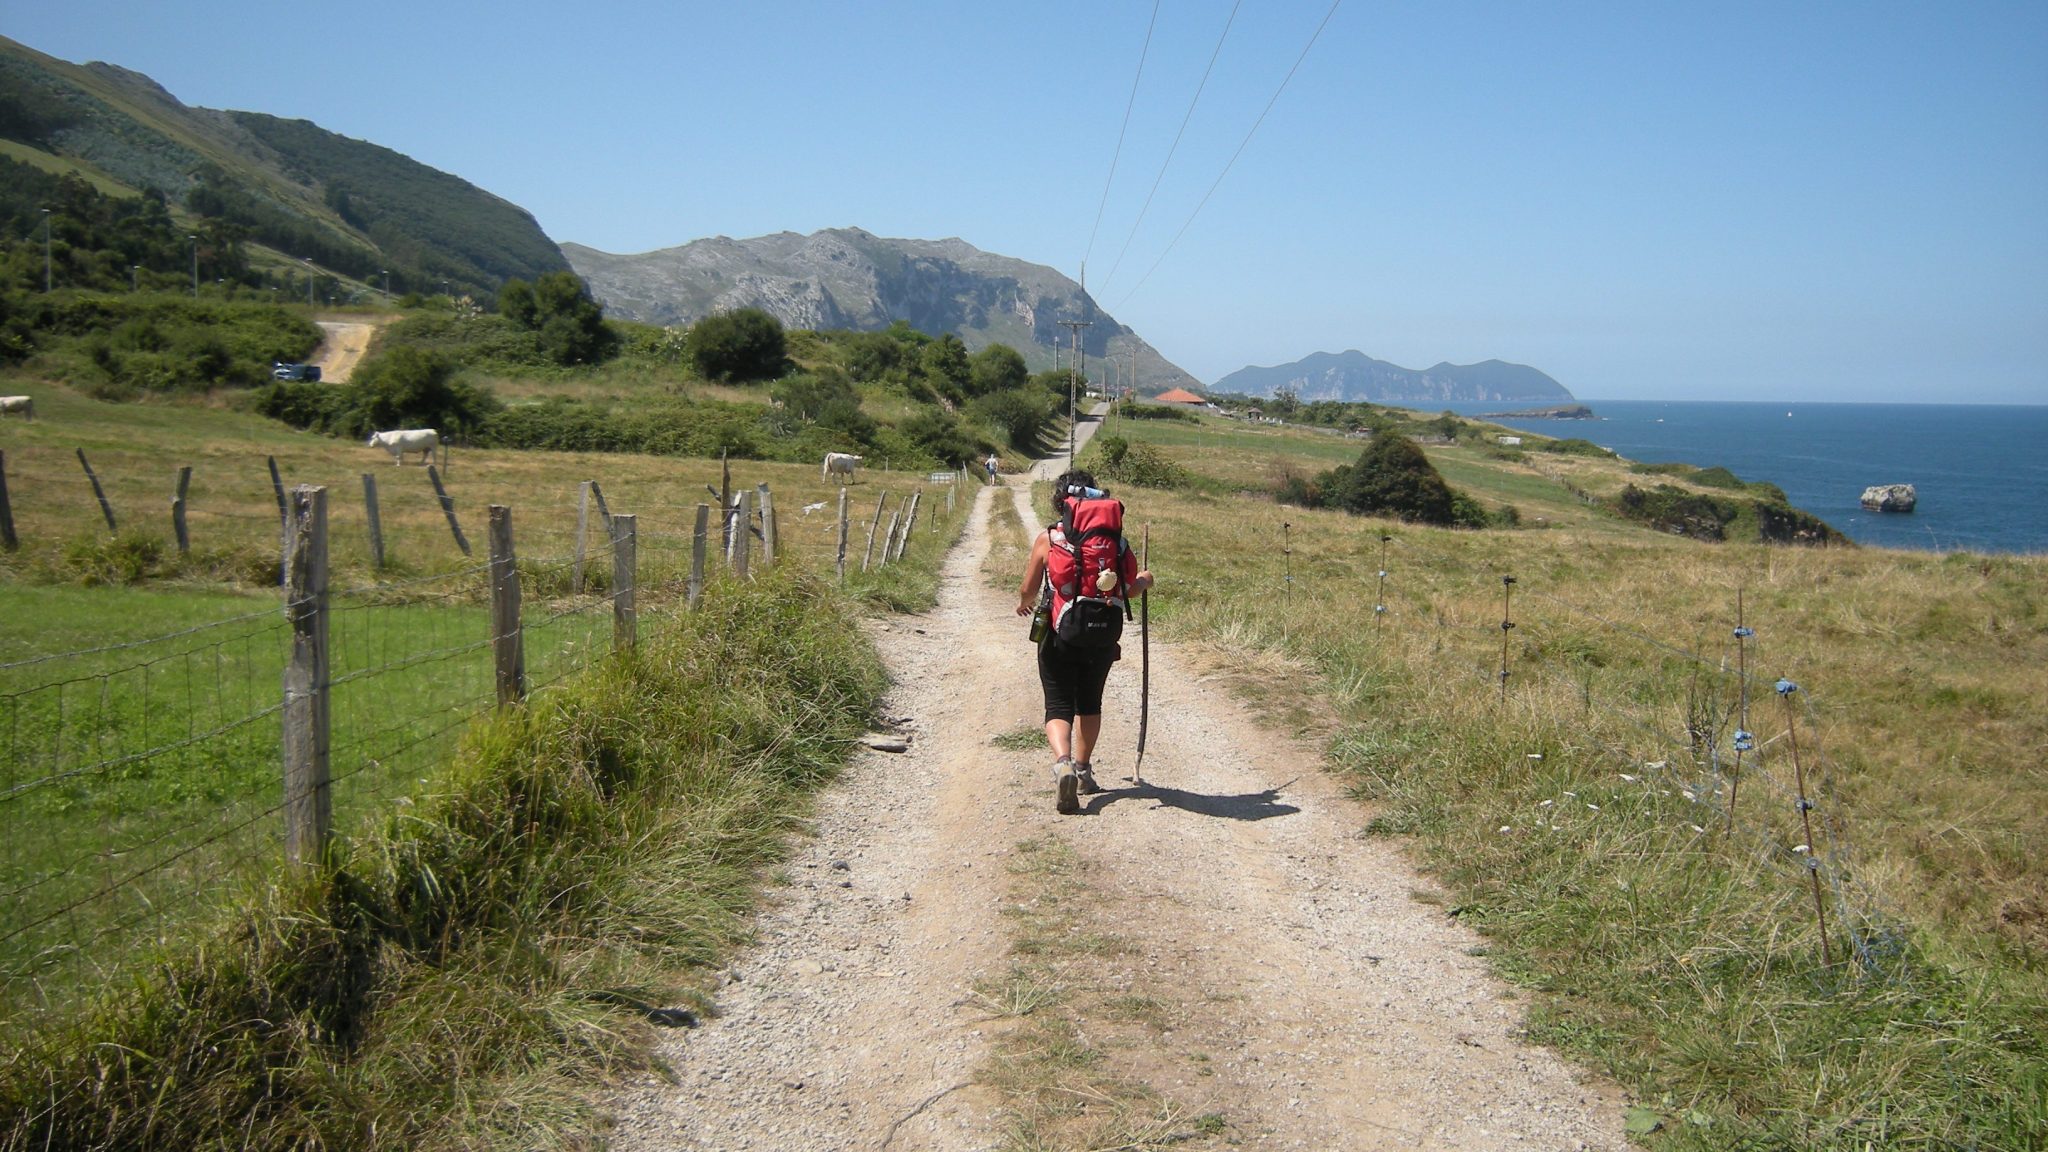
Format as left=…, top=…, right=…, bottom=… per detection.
left=1045, top=492, right=1132, bottom=649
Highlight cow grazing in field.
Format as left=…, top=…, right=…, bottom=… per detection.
left=822, top=452, right=864, bottom=483
left=368, top=428, right=440, bottom=465
left=0, top=396, right=32, bottom=420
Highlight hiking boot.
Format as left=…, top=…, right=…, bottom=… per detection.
left=1074, top=761, right=1102, bottom=795
left=1053, top=758, right=1080, bottom=815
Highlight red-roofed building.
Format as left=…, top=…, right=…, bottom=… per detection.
left=1153, top=387, right=1206, bottom=405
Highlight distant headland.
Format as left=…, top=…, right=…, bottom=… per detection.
left=1479, top=404, right=1596, bottom=420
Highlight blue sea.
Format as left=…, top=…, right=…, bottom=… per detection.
left=1447, top=400, right=2048, bottom=555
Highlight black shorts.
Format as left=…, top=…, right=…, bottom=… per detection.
left=1037, top=637, right=1118, bottom=722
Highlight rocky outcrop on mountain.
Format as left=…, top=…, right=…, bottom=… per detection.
left=1214, top=350, right=1575, bottom=406
left=562, top=228, right=1199, bottom=392
left=1860, top=484, right=1918, bottom=513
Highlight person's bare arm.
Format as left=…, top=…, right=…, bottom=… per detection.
left=1016, top=532, right=1050, bottom=615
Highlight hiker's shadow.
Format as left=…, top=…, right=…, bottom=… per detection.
left=1084, top=778, right=1300, bottom=821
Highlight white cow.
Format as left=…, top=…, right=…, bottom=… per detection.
left=368, top=428, right=440, bottom=465
left=822, top=451, right=864, bottom=483
left=0, top=396, right=32, bottom=420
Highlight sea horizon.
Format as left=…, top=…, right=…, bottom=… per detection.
left=1444, top=398, right=2048, bottom=555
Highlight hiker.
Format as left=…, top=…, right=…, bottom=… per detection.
left=1015, top=469, right=1153, bottom=813
left=985, top=452, right=1000, bottom=484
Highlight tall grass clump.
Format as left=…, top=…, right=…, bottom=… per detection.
left=0, top=566, right=885, bottom=1150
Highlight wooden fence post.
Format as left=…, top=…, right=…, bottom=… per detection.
left=171, top=466, right=192, bottom=554
left=836, top=488, right=849, bottom=582
left=719, top=449, right=732, bottom=553
left=863, top=492, right=889, bottom=572
left=590, top=480, right=613, bottom=537
left=0, top=450, right=15, bottom=552
left=895, top=490, right=922, bottom=561
left=361, top=473, right=385, bottom=569
left=267, top=456, right=287, bottom=531
left=428, top=464, right=471, bottom=556
left=488, top=505, right=524, bottom=706
left=880, top=511, right=900, bottom=568
left=733, top=488, right=753, bottom=579
left=573, top=480, right=592, bottom=592
left=76, top=449, right=116, bottom=533
left=689, top=502, right=709, bottom=609
left=612, top=513, right=637, bottom=652
left=756, top=483, right=776, bottom=567
left=283, top=485, right=331, bottom=866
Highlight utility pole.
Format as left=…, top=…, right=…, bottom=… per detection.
left=41, top=209, right=52, bottom=292
left=1058, top=318, right=1092, bottom=468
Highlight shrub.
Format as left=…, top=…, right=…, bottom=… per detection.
left=1541, top=437, right=1613, bottom=458
left=689, top=308, right=787, bottom=382
left=1093, top=436, right=1194, bottom=491
left=1324, top=434, right=1455, bottom=525
left=969, top=387, right=1058, bottom=451
left=899, top=410, right=988, bottom=468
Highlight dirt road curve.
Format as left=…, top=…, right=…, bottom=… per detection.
left=309, top=320, right=376, bottom=382
left=608, top=432, right=1627, bottom=1150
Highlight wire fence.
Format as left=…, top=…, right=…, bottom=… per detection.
left=0, top=465, right=963, bottom=1037
left=1219, top=521, right=1921, bottom=987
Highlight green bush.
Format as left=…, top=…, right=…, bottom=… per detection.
left=690, top=308, right=788, bottom=382
left=1119, top=400, right=1199, bottom=422
left=498, top=272, right=617, bottom=367
left=1541, top=437, right=1613, bottom=458
left=1093, top=435, right=1194, bottom=491
left=1322, top=434, right=1455, bottom=525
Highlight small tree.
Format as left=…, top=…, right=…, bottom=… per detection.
left=689, top=307, right=787, bottom=382
left=967, top=342, right=1028, bottom=397
left=497, top=271, right=615, bottom=366
left=1326, top=433, right=1455, bottom=524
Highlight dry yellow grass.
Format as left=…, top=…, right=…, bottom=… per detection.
left=0, top=383, right=956, bottom=590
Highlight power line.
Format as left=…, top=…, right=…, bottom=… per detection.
left=1084, top=0, right=1162, bottom=270
left=1098, top=0, right=1243, bottom=294
left=1114, top=0, right=1343, bottom=311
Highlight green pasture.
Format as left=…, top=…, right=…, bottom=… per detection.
left=0, top=579, right=639, bottom=1028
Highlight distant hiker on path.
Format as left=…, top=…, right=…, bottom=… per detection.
left=1016, top=469, right=1153, bottom=813
left=986, top=453, right=1000, bottom=484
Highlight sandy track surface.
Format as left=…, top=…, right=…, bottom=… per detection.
left=309, top=320, right=377, bottom=382
left=606, top=422, right=1627, bottom=1150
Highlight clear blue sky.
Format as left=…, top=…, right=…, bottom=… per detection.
left=12, top=1, right=2047, bottom=402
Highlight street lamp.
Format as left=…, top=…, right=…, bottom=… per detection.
left=189, top=235, right=199, bottom=298
left=380, top=269, right=389, bottom=298
left=42, top=209, right=52, bottom=292
left=131, top=265, right=140, bottom=292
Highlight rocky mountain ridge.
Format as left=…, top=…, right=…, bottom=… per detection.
left=563, top=227, right=1199, bottom=392
left=1215, top=349, right=1575, bottom=406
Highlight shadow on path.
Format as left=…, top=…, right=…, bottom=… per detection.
left=1081, top=778, right=1301, bottom=821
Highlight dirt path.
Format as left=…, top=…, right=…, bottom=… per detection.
left=309, top=319, right=378, bottom=382
left=606, top=424, right=1628, bottom=1150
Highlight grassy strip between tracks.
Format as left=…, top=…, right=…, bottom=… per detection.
left=0, top=564, right=901, bottom=1150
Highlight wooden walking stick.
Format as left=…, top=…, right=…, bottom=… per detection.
left=1135, top=524, right=1151, bottom=785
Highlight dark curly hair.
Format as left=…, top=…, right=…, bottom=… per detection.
left=1050, top=469, right=1101, bottom=519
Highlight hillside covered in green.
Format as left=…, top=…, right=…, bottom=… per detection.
left=0, top=35, right=568, bottom=301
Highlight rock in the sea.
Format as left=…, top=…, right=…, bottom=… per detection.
left=1860, top=484, right=1917, bottom=513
